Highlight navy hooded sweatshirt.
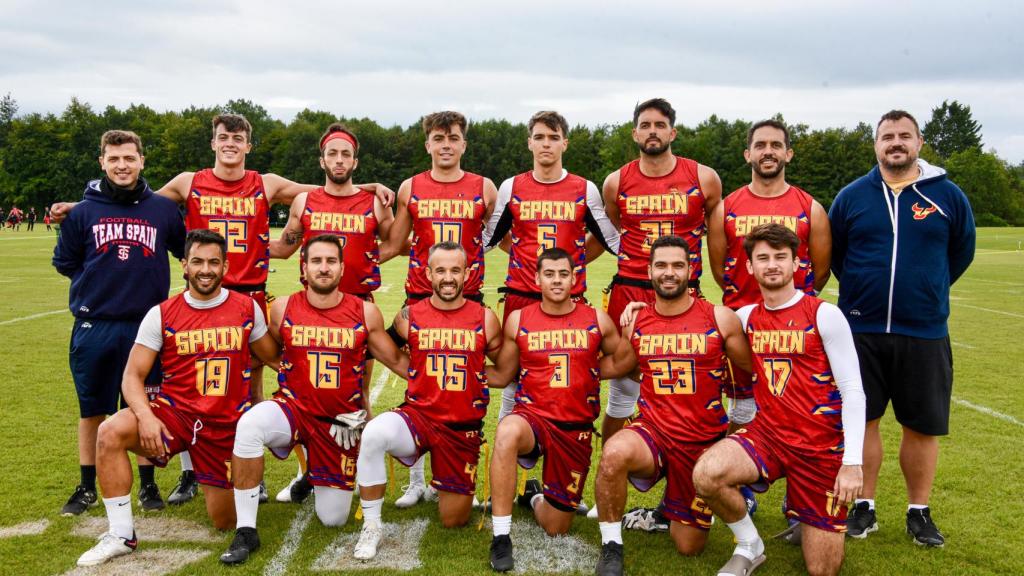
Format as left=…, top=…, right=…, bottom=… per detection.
left=829, top=159, right=975, bottom=339
left=52, top=178, right=186, bottom=321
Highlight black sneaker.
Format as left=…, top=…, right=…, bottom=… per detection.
left=258, top=481, right=269, bottom=504
left=489, top=534, right=514, bottom=572
left=290, top=473, right=313, bottom=504
left=138, top=482, right=165, bottom=512
left=907, top=507, right=944, bottom=547
left=595, top=541, right=624, bottom=576
left=167, top=471, right=198, bottom=505
left=846, top=501, right=878, bottom=539
left=61, top=485, right=97, bottom=516
left=517, top=479, right=542, bottom=509
left=220, top=527, right=261, bottom=565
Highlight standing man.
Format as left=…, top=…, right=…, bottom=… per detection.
left=828, top=110, right=975, bottom=547
left=485, top=248, right=621, bottom=572
left=76, top=230, right=280, bottom=566
left=27, top=207, right=36, bottom=231
left=483, top=110, right=619, bottom=420
left=352, top=242, right=502, bottom=560
left=52, top=130, right=186, bottom=517
left=693, top=223, right=866, bottom=576
left=592, top=235, right=753, bottom=576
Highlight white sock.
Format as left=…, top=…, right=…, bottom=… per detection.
left=361, top=497, right=384, bottom=526
left=103, top=495, right=134, bottom=540
left=234, top=486, right=260, bottom=529
left=529, top=493, right=543, bottom=510
left=908, top=503, right=929, bottom=511
left=599, top=521, right=622, bottom=545
left=726, top=514, right=763, bottom=560
left=492, top=515, right=512, bottom=537
left=856, top=498, right=875, bottom=510
left=180, top=452, right=193, bottom=472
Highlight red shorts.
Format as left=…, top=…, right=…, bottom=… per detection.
left=605, top=283, right=656, bottom=328
left=224, top=288, right=269, bottom=319
left=728, top=423, right=847, bottom=532
left=149, top=401, right=235, bottom=489
left=511, top=408, right=594, bottom=510
left=501, top=293, right=540, bottom=324
left=394, top=406, right=483, bottom=495
left=624, top=418, right=715, bottom=529
left=270, top=397, right=358, bottom=490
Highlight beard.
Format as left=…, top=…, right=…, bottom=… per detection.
left=308, top=275, right=341, bottom=295
left=326, top=169, right=352, bottom=185
left=752, top=156, right=786, bottom=179
left=757, top=271, right=793, bottom=290
left=638, top=139, right=671, bottom=156
left=188, top=273, right=222, bottom=296
left=652, top=276, right=686, bottom=300
left=433, top=280, right=464, bottom=302
left=880, top=146, right=917, bottom=172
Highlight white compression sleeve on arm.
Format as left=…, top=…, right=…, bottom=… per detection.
left=817, top=303, right=866, bottom=466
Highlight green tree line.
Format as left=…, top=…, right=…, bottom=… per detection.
left=1, top=95, right=1021, bottom=225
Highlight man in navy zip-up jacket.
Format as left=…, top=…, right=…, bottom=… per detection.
left=52, top=130, right=186, bottom=518
left=829, top=110, right=975, bottom=548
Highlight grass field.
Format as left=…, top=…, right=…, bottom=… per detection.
left=0, top=226, right=1022, bottom=575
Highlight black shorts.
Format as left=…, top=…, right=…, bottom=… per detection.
left=854, top=333, right=953, bottom=435
left=69, top=318, right=160, bottom=418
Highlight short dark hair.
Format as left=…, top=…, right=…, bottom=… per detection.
left=747, top=119, right=791, bottom=149
left=212, top=113, right=253, bottom=141
left=633, top=98, right=676, bottom=127
left=100, top=130, right=144, bottom=156
left=301, top=234, right=344, bottom=262
left=428, top=240, right=466, bottom=259
left=649, top=235, right=690, bottom=263
left=319, top=123, right=359, bottom=157
left=876, top=110, right=921, bottom=138
left=742, top=223, right=799, bottom=258
left=184, top=229, right=227, bottom=259
left=536, top=247, right=573, bottom=272
left=528, top=111, right=569, bottom=137
left=422, top=111, right=468, bottom=137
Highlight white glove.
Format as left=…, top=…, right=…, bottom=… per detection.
left=329, top=410, right=367, bottom=450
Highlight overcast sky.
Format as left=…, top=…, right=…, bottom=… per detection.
left=3, top=0, right=1022, bottom=162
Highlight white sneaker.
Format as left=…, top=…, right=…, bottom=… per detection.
left=424, top=485, right=438, bottom=502
left=276, top=474, right=301, bottom=502
left=587, top=504, right=599, bottom=519
left=394, top=483, right=427, bottom=508
left=77, top=532, right=137, bottom=566
left=353, top=522, right=383, bottom=560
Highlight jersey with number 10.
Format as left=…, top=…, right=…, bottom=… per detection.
left=300, top=187, right=381, bottom=295
left=157, top=290, right=255, bottom=426
left=185, top=169, right=270, bottom=287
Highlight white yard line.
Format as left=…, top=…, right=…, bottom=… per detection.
left=951, top=341, right=976, bottom=350
left=973, top=250, right=1022, bottom=255
left=958, top=277, right=1024, bottom=288
left=953, top=397, right=1024, bottom=428
left=370, top=370, right=393, bottom=407
left=263, top=504, right=314, bottom=576
left=954, top=303, right=1024, bottom=319
left=0, top=309, right=67, bottom=326
left=0, top=235, right=56, bottom=241
left=0, top=519, right=48, bottom=538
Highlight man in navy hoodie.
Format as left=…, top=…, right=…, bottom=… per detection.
left=53, top=130, right=186, bottom=517
left=829, top=110, right=975, bottom=548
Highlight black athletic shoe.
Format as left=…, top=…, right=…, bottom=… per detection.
left=489, top=534, right=514, bottom=572
left=61, top=485, right=98, bottom=516
left=290, top=473, right=313, bottom=504
left=907, top=507, right=945, bottom=547
left=167, top=471, right=198, bottom=506
left=220, top=527, right=261, bottom=565
left=595, top=541, right=624, bottom=576
left=846, top=501, right=878, bottom=539
left=138, top=482, right=165, bottom=512
left=517, top=479, right=542, bottom=509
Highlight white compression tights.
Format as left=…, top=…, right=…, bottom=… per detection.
left=356, top=411, right=417, bottom=487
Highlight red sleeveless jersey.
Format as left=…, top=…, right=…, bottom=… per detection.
left=514, top=302, right=602, bottom=423
left=186, top=169, right=270, bottom=287
left=745, top=295, right=843, bottom=453
left=276, top=291, right=368, bottom=418
left=505, top=172, right=589, bottom=296
left=300, top=187, right=381, bottom=295
left=631, top=298, right=729, bottom=442
left=405, top=171, right=486, bottom=296
left=157, top=290, right=255, bottom=425
left=722, top=185, right=815, bottom=309
left=405, top=298, right=489, bottom=423
left=616, top=157, right=706, bottom=282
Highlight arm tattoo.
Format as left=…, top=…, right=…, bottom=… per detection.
left=283, top=230, right=301, bottom=245
left=400, top=306, right=410, bottom=319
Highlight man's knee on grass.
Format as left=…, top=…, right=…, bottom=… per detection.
left=670, top=523, right=707, bottom=557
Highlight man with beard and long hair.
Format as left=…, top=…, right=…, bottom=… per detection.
left=351, top=242, right=502, bottom=561
left=76, top=229, right=280, bottom=567
left=828, top=111, right=975, bottom=547
left=219, top=235, right=409, bottom=565
left=592, top=235, right=753, bottom=576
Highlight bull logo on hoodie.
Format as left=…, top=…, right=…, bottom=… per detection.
left=912, top=203, right=938, bottom=221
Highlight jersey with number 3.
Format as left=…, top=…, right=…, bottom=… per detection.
left=405, top=299, right=488, bottom=423
left=157, top=290, right=255, bottom=425
left=630, top=298, right=728, bottom=442
left=277, top=291, right=368, bottom=419
left=185, top=169, right=270, bottom=287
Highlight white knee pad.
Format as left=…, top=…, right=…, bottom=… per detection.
left=232, top=401, right=292, bottom=458
left=605, top=377, right=641, bottom=419
left=498, top=385, right=516, bottom=420
left=314, top=485, right=354, bottom=527
left=356, top=411, right=416, bottom=487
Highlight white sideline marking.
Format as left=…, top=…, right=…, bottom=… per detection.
left=953, top=397, right=1024, bottom=428
left=973, top=250, right=1021, bottom=255
left=73, top=516, right=219, bottom=542
left=960, top=278, right=1024, bottom=287
left=311, top=518, right=428, bottom=572
left=0, top=309, right=67, bottom=326
left=0, top=519, right=48, bottom=538
left=369, top=371, right=394, bottom=407
left=954, top=303, right=1024, bottom=319
left=951, top=341, right=976, bottom=350
left=506, top=519, right=598, bottom=574
left=0, top=235, right=54, bottom=241
left=60, top=548, right=210, bottom=576
left=263, top=503, right=314, bottom=576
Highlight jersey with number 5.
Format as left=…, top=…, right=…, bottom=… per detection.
left=185, top=169, right=270, bottom=287
left=276, top=291, right=368, bottom=419
left=405, top=298, right=488, bottom=423
left=158, top=290, right=255, bottom=425
left=631, top=298, right=729, bottom=442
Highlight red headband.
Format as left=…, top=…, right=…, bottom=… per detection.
left=319, top=130, right=357, bottom=151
